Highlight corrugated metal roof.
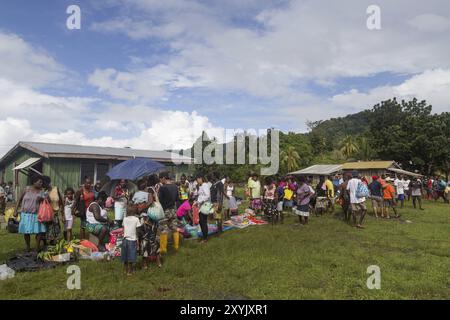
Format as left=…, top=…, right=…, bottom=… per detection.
left=388, top=167, right=423, bottom=177
left=342, top=161, right=395, bottom=170
left=18, top=141, right=192, bottom=164
left=289, top=164, right=343, bottom=175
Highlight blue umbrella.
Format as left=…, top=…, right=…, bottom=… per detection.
left=106, top=158, right=166, bottom=181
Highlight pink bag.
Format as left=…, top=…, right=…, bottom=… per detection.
left=105, top=197, right=114, bottom=208
left=192, top=204, right=200, bottom=225
left=38, top=199, right=54, bottom=223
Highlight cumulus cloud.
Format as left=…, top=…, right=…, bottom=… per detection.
left=88, top=0, right=450, bottom=102
left=330, top=69, right=450, bottom=113
left=0, top=32, right=67, bottom=88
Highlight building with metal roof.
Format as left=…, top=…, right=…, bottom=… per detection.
left=289, top=164, right=343, bottom=176
left=0, top=141, right=193, bottom=198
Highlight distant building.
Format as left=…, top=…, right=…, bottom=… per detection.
left=0, top=141, right=193, bottom=198
left=290, top=161, right=421, bottom=183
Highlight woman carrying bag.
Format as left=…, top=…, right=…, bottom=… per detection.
left=13, top=175, right=47, bottom=252
left=196, top=174, right=212, bottom=244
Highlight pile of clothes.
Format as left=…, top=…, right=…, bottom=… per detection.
left=224, top=211, right=268, bottom=229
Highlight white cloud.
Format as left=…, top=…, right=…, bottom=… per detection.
left=330, top=69, right=450, bottom=113
left=0, top=31, right=67, bottom=88
left=408, top=14, right=450, bottom=32
left=88, top=0, right=450, bottom=101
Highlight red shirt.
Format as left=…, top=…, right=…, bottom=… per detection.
left=81, top=188, right=95, bottom=208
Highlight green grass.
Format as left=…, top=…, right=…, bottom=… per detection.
left=0, top=199, right=449, bottom=299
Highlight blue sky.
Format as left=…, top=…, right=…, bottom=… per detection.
left=0, top=0, right=449, bottom=155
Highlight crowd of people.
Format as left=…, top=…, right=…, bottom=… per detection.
left=3, top=169, right=449, bottom=275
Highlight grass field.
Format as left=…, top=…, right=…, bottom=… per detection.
left=0, top=199, right=449, bottom=300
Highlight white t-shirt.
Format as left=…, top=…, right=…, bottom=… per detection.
left=64, top=198, right=74, bottom=221
left=394, top=179, right=404, bottom=195
left=0, top=186, right=4, bottom=198
left=197, top=182, right=211, bottom=204
left=123, top=216, right=141, bottom=241
left=86, top=203, right=108, bottom=224
left=403, top=179, right=410, bottom=191
left=347, top=178, right=365, bottom=204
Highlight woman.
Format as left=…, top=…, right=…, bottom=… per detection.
left=132, top=178, right=153, bottom=214
left=44, top=177, right=63, bottom=245
left=263, top=177, right=278, bottom=222
left=223, top=177, right=236, bottom=220
left=73, top=177, right=95, bottom=240
left=295, top=177, right=312, bottom=225
left=86, top=191, right=112, bottom=251
left=196, top=174, right=211, bottom=244
left=14, top=175, right=46, bottom=252
left=113, top=179, right=129, bottom=227
left=248, top=173, right=262, bottom=214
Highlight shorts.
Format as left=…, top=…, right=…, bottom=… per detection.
left=397, top=194, right=405, bottom=201
left=370, top=196, right=383, bottom=209
left=121, top=239, right=137, bottom=263
left=65, top=219, right=73, bottom=230
left=351, top=202, right=367, bottom=212
left=383, top=199, right=396, bottom=208
left=283, top=200, right=294, bottom=208
left=159, top=208, right=178, bottom=233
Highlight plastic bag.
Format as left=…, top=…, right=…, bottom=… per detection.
left=38, top=199, right=54, bottom=223
left=0, top=264, right=15, bottom=280
left=147, top=202, right=165, bottom=221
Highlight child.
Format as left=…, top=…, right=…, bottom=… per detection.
left=177, top=197, right=194, bottom=226
left=63, top=188, right=75, bottom=241
left=141, top=213, right=162, bottom=269
left=122, top=205, right=141, bottom=276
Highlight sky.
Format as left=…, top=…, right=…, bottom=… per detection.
left=0, top=0, right=449, bottom=156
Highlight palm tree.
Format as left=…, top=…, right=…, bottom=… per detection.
left=340, top=135, right=359, bottom=159
left=281, top=146, right=300, bottom=172
left=357, top=137, right=375, bottom=161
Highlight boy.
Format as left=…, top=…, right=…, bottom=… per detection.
left=63, top=188, right=75, bottom=241
left=122, top=205, right=141, bottom=276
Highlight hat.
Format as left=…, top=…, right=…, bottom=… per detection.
left=386, top=177, right=394, bottom=182
left=372, top=175, right=378, bottom=181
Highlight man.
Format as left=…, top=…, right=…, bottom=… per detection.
left=383, top=178, right=399, bottom=218
left=435, top=177, right=449, bottom=203
left=158, top=172, right=180, bottom=253
left=394, top=175, right=405, bottom=208
left=177, top=174, right=190, bottom=207
left=368, top=176, right=383, bottom=218
left=403, top=176, right=411, bottom=201
left=324, top=175, right=335, bottom=213
left=346, top=170, right=367, bottom=229
left=410, top=178, right=425, bottom=210
left=339, top=173, right=352, bottom=221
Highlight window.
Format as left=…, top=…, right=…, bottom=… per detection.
left=96, top=163, right=110, bottom=185
left=80, top=162, right=95, bottom=183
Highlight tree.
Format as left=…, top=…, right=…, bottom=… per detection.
left=280, top=146, right=300, bottom=173
left=340, top=135, right=359, bottom=159
left=356, top=137, right=376, bottom=161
